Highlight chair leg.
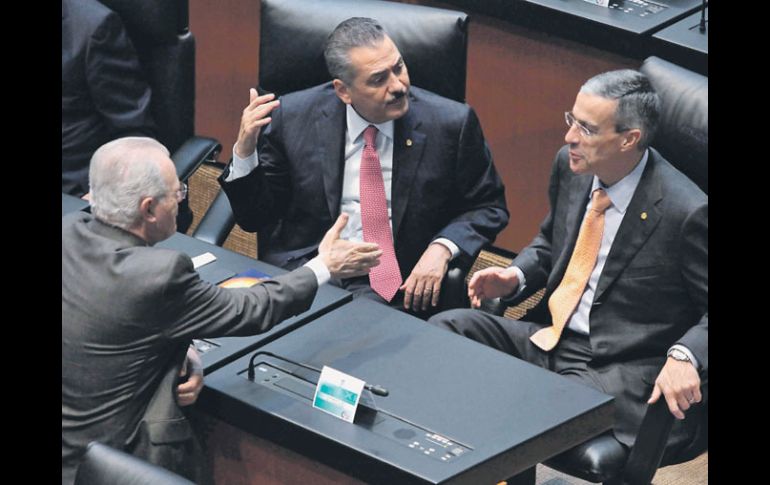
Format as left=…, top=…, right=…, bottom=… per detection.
left=503, top=466, right=535, bottom=485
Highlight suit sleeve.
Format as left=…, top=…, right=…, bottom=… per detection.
left=86, top=12, right=156, bottom=138
left=157, top=253, right=317, bottom=341
left=218, top=103, right=292, bottom=233
left=676, top=202, right=708, bottom=371
left=435, top=107, right=509, bottom=259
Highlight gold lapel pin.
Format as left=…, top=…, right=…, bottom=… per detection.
left=406, top=139, right=413, bottom=147
left=640, top=212, right=648, bottom=220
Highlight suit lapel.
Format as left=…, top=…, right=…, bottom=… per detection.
left=317, top=93, right=347, bottom=219
left=391, top=98, right=426, bottom=238
left=594, top=155, right=663, bottom=302
left=549, top=174, right=593, bottom=291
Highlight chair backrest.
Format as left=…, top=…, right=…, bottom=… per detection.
left=259, top=0, right=469, bottom=103
left=98, top=0, right=195, bottom=154
left=641, top=56, right=708, bottom=194
left=74, top=442, right=194, bottom=485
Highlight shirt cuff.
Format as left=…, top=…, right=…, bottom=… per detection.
left=304, top=256, right=331, bottom=287
left=669, top=344, right=700, bottom=369
left=224, top=146, right=260, bottom=181
left=432, top=238, right=460, bottom=260
left=500, top=266, right=526, bottom=301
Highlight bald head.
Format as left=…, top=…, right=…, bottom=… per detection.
left=89, top=137, right=175, bottom=231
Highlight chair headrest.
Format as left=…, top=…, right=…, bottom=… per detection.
left=641, top=56, right=708, bottom=194
left=98, top=0, right=188, bottom=46
left=259, top=0, right=468, bottom=102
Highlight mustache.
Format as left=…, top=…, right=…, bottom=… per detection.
left=387, top=90, right=407, bottom=103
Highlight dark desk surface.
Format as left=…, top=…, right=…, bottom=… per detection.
left=202, top=298, right=614, bottom=484
left=62, top=193, right=89, bottom=216
left=444, top=0, right=705, bottom=66
left=525, top=0, right=702, bottom=35
left=157, top=232, right=351, bottom=373
left=651, top=7, right=707, bottom=73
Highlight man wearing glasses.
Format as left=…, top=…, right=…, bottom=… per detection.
left=62, top=137, right=382, bottom=483
left=428, top=69, right=707, bottom=464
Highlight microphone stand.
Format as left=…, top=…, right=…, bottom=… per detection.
left=248, top=350, right=389, bottom=396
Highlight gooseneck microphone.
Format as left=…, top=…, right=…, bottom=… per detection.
left=699, top=0, right=707, bottom=33
left=247, top=350, right=389, bottom=397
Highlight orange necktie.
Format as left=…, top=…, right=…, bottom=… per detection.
left=531, top=188, right=612, bottom=351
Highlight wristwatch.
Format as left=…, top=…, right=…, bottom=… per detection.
left=667, top=348, right=691, bottom=363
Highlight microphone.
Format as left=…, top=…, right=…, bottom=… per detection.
left=698, top=0, right=707, bottom=33
left=247, top=350, right=389, bottom=397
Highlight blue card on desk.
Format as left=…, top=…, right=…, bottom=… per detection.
left=218, top=268, right=272, bottom=288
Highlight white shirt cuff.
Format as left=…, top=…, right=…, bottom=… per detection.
left=304, top=256, right=331, bottom=287
left=669, top=344, right=700, bottom=369
left=500, top=266, right=526, bottom=300
left=224, top=146, right=260, bottom=181
left=432, top=238, right=460, bottom=260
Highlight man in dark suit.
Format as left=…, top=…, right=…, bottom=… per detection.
left=62, top=137, right=381, bottom=484
left=429, top=69, right=707, bottom=462
left=220, top=17, right=508, bottom=315
left=62, top=0, right=194, bottom=232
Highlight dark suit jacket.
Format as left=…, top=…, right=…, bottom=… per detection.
left=61, top=212, right=318, bottom=484
left=511, top=146, right=707, bottom=457
left=220, top=83, right=508, bottom=279
left=62, top=0, right=156, bottom=196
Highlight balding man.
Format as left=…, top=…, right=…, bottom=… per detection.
left=62, top=137, right=381, bottom=483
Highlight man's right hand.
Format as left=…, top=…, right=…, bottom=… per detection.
left=319, top=214, right=382, bottom=279
left=467, top=266, right=520, bottom=308
left=234, top=88, right=281, bottom=159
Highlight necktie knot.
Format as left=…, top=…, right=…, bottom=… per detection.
left=591, top=188, right=611, bottom=214
left=364, top=125, right=378, bottom=149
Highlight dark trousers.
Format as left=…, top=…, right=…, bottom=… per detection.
left=427, top=309, right=602, bottom=390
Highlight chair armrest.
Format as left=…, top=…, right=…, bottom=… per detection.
left=192, top=190, right=235, bottom=247
left=74, top=441, right=194, bottom=485
left=438, top=261, right=469, bottom=311
left=622, top=398, right=675, bottom=485
left=172, top=136, right=222, bottom=182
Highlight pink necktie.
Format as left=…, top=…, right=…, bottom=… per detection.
left=360, top=125, right=402, bottom=301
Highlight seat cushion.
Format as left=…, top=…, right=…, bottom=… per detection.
left=545, top=434, right=629, bottom=483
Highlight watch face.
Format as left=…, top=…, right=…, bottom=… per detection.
left=670, top=349, right=689, bottom=362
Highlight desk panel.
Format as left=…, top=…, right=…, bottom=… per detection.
left=157, top=232, right=351, bottom=373
left=201, top=298, right=613, bottom=484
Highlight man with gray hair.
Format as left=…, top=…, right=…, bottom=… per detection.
left=428, top=70, right=708, bottom=463
left=220, top=17, right=508, bottom=316
left=62, top=137, right=382, bottom=483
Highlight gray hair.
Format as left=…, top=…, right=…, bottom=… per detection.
left=89, top=137, right=172, bottom=230
left=324, top=17, right=387, bottom=85
left=580, top=69, right=660, bottom=150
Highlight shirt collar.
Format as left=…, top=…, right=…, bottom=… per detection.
left=346, top=105, right=394, bottom=143
left=591, top=149, right=648, bottom=215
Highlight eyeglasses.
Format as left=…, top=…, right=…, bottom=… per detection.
left=175, top=182, right=188, bottom=202
left=564, top=111, right=598, bottom=138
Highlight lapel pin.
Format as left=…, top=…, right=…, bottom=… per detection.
left=640, top=212, right=648, bottom=220
left=406, top=138, right=413, bottom=147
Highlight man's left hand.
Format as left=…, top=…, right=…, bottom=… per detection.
left=400, top=243, right=451, bottom=311
left=647, top=357, right=702, bottom=420
left=177, top=346, right=204, bottom=407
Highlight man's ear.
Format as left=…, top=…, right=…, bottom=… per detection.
left=139, top=196, right=157, bottom=223
left=620, top=128, right=642, bottom=152
left=333, top=79, right=352, bottom=105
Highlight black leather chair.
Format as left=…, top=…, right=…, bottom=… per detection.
left=194, top=0, right=473, bottom=309
left=97, top=0, right=222, bottom=188
left=74, top=442, right=194, bottom=485
left=489, top=56, right=708, bottom=485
